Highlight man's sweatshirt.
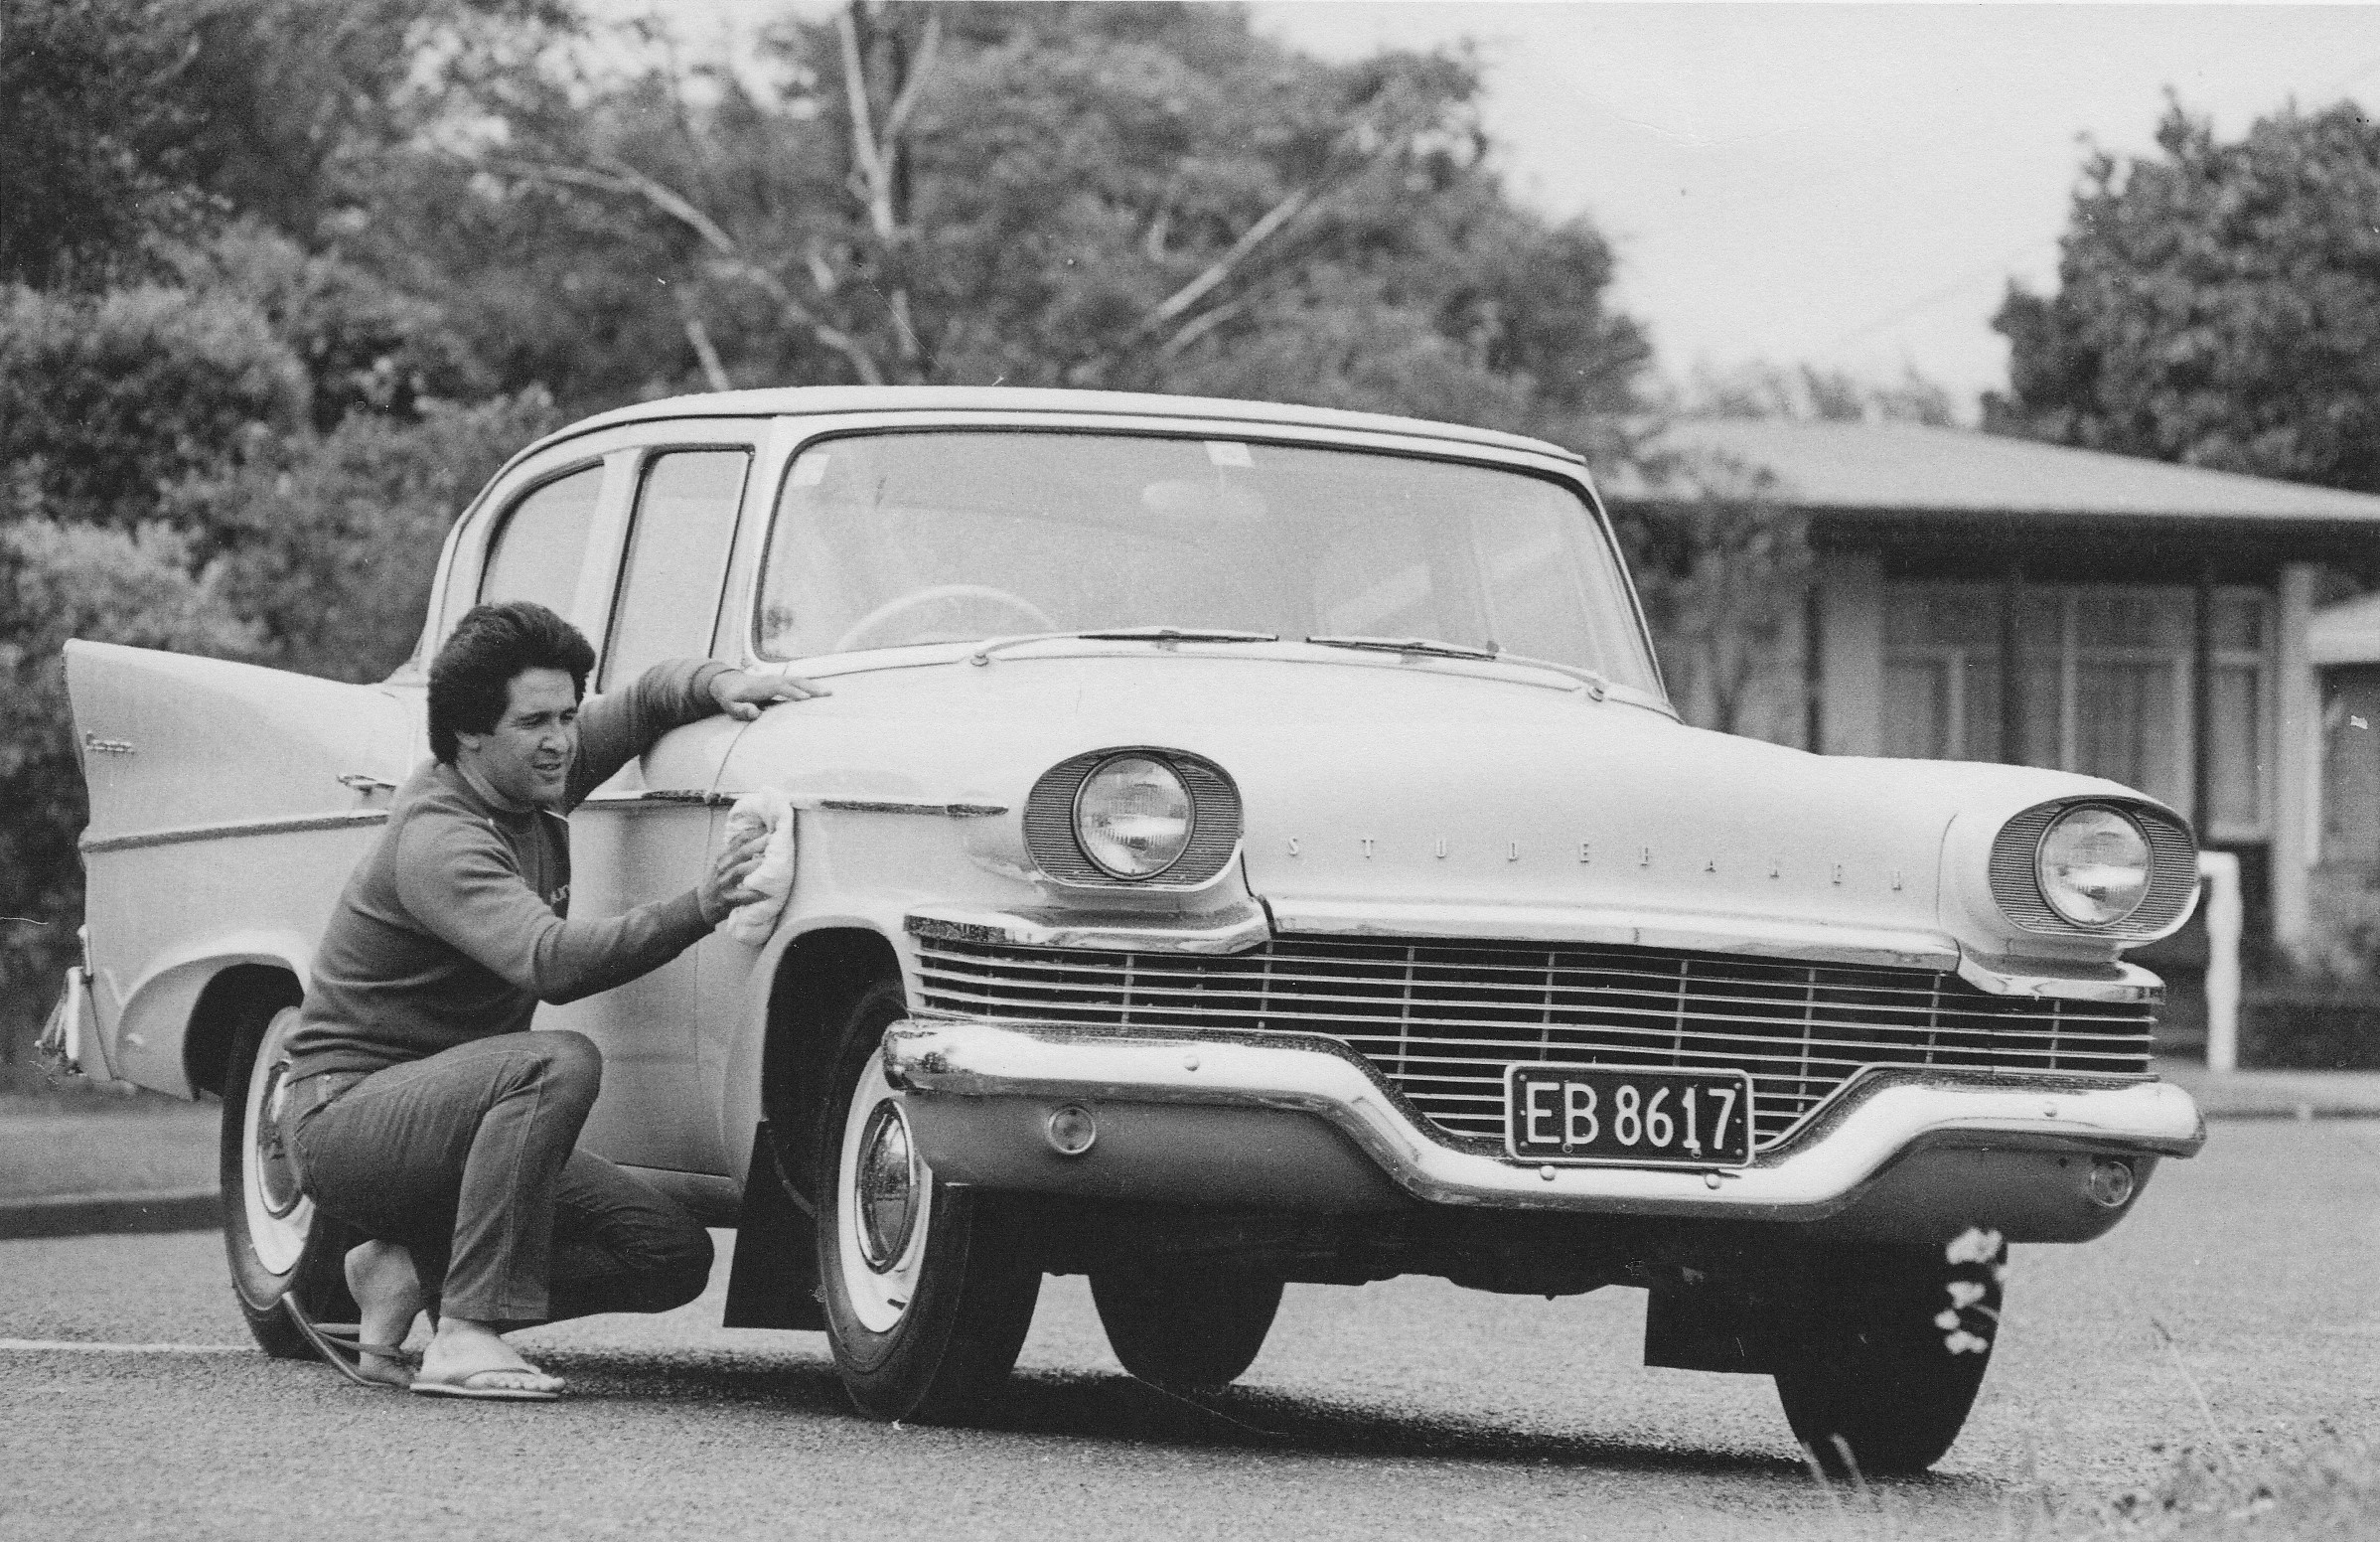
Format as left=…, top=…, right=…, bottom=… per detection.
left=284, top=658, right=729, bottom=1079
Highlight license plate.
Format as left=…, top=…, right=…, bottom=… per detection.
left=1506, top=1065, right=1755, bottom=1167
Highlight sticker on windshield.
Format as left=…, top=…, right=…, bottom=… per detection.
left=1205, top=440, right=1253, bottom=468
left=788, top=451, right=830, bottom=486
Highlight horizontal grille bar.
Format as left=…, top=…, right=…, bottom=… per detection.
left=915, top=971, right=2151, bottom=1037
left=915, top=936, right=2156, bottom=1151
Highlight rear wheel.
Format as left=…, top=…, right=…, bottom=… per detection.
left=1771, top=1244, right=2002, bottom=1475
left=219, top=997, right=354, bottom=1358
left=817, top=981, right=1041, bottom=1423
left=1092, top=1269, right=1282, bottom=1390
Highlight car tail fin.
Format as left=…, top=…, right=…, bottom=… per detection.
left=63, top=640, right=416, bottom=846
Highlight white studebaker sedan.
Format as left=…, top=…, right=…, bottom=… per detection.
left=47, top=386, right=2204, bottom=1470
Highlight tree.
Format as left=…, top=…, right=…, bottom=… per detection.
left=339, top=1, right=1648, bottom=455
left=0, top=281, right=308, bottom=529
left=0, top=0, right=216, bottom=290
left=171, top=386, right=561, bottom=682
left=1682, top=360, right=1955, bottom=427
left=1620, top=453, right=1808, bottom=743
left=1987, top=98, right=2380, bottom=491
left=0, top=518, right=257, bottom=1083
left=168, top=0, right=577, bottom=238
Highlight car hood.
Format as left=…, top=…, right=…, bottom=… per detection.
left=722, top=646, right=2136, bottom=955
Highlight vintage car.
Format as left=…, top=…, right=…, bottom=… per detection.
left=46, top=386, right=2205, bottom=1470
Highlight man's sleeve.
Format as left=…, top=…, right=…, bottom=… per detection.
left=564, top=658, right=732, bottom=808
left=394, top=809, right=711, bottom=1006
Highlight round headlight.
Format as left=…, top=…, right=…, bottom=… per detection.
left=1074, top=755, right=1194, bottom=878
left=2035, top=806, right=2152, bottom=926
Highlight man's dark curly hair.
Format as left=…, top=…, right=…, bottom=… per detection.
left=428, top=601, right=597, bottom=763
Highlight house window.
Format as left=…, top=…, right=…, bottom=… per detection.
left=1882, top=582, right=2271, bottom=841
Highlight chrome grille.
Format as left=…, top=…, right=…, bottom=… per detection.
left=915, top=935, right=2157, bottom=1151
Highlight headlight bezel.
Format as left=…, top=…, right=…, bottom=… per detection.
left=1023, top=746, right=1244, bottom=890
left=1987, top=797, right=2197, bottom=941
left=1071, top=753, right=1197, bottom=880
left=2031, top=803, right=2153, bottom=928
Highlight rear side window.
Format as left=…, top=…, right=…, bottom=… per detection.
left=602, top=449, right=751, bottom=690
left=480, top=465, right=603, bottom=615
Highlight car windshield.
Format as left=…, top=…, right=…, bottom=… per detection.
left=754, top=430, right=1661, bottom=695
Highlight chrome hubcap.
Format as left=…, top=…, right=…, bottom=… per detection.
left=241, top=1006, right=316, bottom=1276
left=837, top=1046, right=933, bottom=1334
left=252, top=1062, right=303, bottom=1219
left=855, top=1103, right=920, bottom=1270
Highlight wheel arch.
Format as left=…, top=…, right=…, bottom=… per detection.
left=755, top=926, right=903, bottom=1203
left=186, top=964, right=306, bottom=1099
left=102, top=934, right=309, bottom=1098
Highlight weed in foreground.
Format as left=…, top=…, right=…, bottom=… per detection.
left=2064, top=1429, right=2377, bottom=1540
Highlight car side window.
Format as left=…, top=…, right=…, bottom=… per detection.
left=601, top=448, right=752, bottom=690
left=480, top=464, right=603, bottom=614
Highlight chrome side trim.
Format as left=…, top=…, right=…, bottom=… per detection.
left=1264, top=897, right=1964, bottom=972
left=906, top=901, right=1272, bottom=956
left=583, top=790, right=1007, bottom=816
left=79, top=809, right=389, bottom=856
left=815, top=798, right=1007, bottom=818
left=883, top=1016, right=2206, bottom=1219
left=580, top=789, right=741, bottom=811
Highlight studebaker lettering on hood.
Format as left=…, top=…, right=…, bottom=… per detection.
left=50, top=386, right=2203, bottom=1473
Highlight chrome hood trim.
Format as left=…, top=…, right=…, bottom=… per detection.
left=883, top=1015, right=2205, bottom=1219
left=1264, top=896, right=1959, bottom=971
left=906, top=901, right=1271, bottom=956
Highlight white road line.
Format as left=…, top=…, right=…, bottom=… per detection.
left=0, top=1338, right=255, bottom=1355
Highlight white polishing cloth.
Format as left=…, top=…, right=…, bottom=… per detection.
left=721, top=788, right=796, bottom=946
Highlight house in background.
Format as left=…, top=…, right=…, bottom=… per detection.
left=1611, top=418, right=2380, bottom=979
left=2310, top=593, right=2380, bottom=972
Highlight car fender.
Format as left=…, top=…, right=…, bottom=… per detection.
left=106, top=930, right=314, bottom=1098
left=713, top=902, right=913, bottom=1188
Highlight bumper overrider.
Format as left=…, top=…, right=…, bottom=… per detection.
left=882, top=1015, right=2207, bottom=1245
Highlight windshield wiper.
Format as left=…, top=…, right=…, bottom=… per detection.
left=1075, top=627, right=1278, bottom=644
left=1301, top=635, right=1610, bottom=698
left=968, top=627, right=1278, bottom=665
left=1304, top=633, right=1500, bottom=661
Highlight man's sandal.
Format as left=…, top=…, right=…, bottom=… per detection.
left=278, top=1296, right=417, bottom=1391
left=409, top=1365, right=564, bottom=1403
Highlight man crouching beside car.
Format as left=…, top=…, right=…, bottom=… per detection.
left=275, top=600, right=821, bottom=1400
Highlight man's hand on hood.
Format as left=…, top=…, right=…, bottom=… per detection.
left=708, top=669, right=831, bottom=721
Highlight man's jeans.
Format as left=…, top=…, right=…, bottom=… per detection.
left=285, top=1031, right=713, bottom=1325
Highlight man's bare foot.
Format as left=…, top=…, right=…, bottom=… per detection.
left=343, top=1240, right=425, bottom=1389
left=414, top=1316, right=565, bottom=1399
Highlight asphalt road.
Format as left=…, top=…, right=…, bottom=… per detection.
left=3, top=1121, right=2373, bottom=1542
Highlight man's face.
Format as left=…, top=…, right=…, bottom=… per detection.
left=454, top=667, right=579, bottom=809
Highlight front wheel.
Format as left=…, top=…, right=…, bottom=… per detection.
left=817, top=982, right=1041, bottom=1423
left=219, top=997, right=354, bottom=1358
left=1092, top=1269, right=1282, bottom=1390
left=1770, top=1243, right=2002, bottom=1475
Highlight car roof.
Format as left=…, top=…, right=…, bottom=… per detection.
left=522, top=386, right=1586, bottom=467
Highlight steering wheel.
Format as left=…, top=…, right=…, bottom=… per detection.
left=830, top=584, right=1059, bottom=654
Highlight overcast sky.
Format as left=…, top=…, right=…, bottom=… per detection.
left=596, top=2, right=2380, bottom=418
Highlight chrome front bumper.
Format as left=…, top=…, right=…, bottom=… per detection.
left=883, top=1015, right=2206, bottom=1239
